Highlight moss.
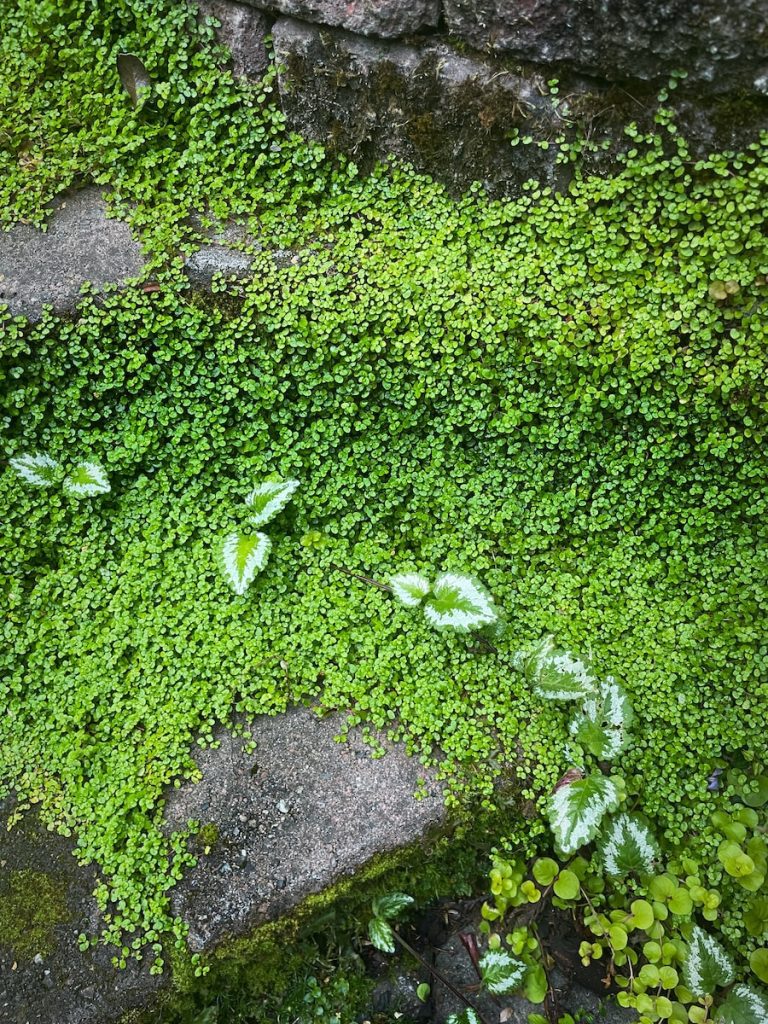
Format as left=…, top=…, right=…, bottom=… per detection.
left=0, top=869, right=71, bottom=959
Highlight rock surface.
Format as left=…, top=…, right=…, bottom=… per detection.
left=0, top=187, right=145, bottom=322
left=244, top=0, right=439, bottom=38
left=198, top=0, right=271, bottom=79
left=443, top=0, right=768, bottom=85
left=0, top=708, right=444, bottom=1024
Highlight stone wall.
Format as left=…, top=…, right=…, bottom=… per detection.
left=200, top=0, right=768, bottom=193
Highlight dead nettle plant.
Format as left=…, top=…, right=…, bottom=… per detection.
left=219, top=478, right=299, bottom=595
left=10, top=452, right=111, bottom=497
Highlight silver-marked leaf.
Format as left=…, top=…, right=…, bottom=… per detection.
left=598, top=813, right=661, bottom=877
left=547, top=772, right=620, bottom=855
left=423, top=573, right=498, bottom=633
left=479, top=948, right=527, bottom=995
left=714, top=983, right=768, bottom=1024
left=117, top=53, right=152, bottom=107
left=246, top=479, right=299, bottom=527
left=526, top=636, right=598, bottom=700
left=368, top=917, right=395, bottom=953
left=372, top=892, right=414, bottom=921
left=9, top=453, right=60, bottom=487
left=220, top=532, right=271, bottom=595
left=63, top=461, right=110, bottom=497
left=683, top=925, right=736, bottom=997
left=390, top=573, right=431, bottom=608
left=447, top=1010, right=480, bottom=1024
left=569, top=677, right=634, bottom=760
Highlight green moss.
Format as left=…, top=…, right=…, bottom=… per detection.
left=0, top=869, right=71, bottom=958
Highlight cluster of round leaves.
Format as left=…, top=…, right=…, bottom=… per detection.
left=1, top=0, right=767, bottom=976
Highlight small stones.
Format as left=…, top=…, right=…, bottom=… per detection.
left=276, top=799, right=289, bottom=814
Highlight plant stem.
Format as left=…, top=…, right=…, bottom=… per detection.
left=391, top=927, right=492, bottom=1024
left=330, top=562, right=392, bottom=592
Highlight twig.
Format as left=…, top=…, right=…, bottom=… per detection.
left=391, top=927, right=492, bottom=1024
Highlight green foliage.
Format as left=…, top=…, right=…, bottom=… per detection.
left=390, top=571, right=501, bottom=633
left=366, top=890, right=413, bottom=952
left=478, top=947, right=527, bottom=994
left=1, top=0, right=768, bottom=994
left=547, top=773, right=621, bottom=855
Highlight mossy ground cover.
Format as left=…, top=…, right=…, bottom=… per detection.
left=1, top=0, right=768, bottom=1003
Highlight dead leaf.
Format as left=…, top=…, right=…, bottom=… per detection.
left=553, top=767, right=584, bottom=793
left=117, top=54, right=152, bottom=107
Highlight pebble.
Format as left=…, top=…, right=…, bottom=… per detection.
left=276, top=800, right=288, bottom=814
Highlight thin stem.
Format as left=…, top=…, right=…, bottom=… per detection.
left=329, top=562, right=392, bottom=592
left=391, top=928, right=492, bottom=1024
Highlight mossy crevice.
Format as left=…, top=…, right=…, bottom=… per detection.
left=0, top=868, right=72, bottom=959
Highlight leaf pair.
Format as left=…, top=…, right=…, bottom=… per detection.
left=10, top=453, right=110, bottom=497
left=390, top=572, right=500, bottom=633
left=219, top=480, right=299, bottom=595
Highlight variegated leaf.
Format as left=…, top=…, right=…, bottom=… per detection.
left=683, top=925, right=736, bottom=997
left=526, top=636, right=598, bottom=700
left=9, top=453, right=61, bottom=487
left=422, top=573, right=498, bottom=632
left=63, top=461, right=111, bottom=497
left=368, top=917, right=395, bottom=953
left=479, top=948, right=527, bottom=995
left=715, top=983, right=768, bottom=1024
left=372, top=892, right=414, bottom=921
left=547, top=771, right=620, bottom=855
left=246, top=479, right=299, bottom=527
left=569, top=676, right=634, bottom=760
left=220, top=532, right=271, bottom=595
left=598, top=813, right=661, bottom=877
left=447, top=1011, right=480, bottom=1024
left=390, top=573, right=431, bottom=608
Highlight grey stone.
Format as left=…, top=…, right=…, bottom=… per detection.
left=198, top=0, right=271, bottom=80
left=1, top=709, right=444, bottom=1023
left=0, top=187, right=144, bottom=322
left=164, top=708, right=445, bottom=951
left=182, top=243, right=255, bottom=286
left=244, top=0, right=439, bottom=38
left=444, top=0, right=768, bottom=86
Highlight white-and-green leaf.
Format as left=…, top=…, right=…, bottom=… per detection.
left=526, top=636, right=598, bottom=700
left=246, top=479, right=299, bottom=527
left=9, top=453, right=61, bottom=487
left=368, top=917, right=395, bottom=953
left=479, top=948, right=527, bottom=995
left=714, top=983, right=768, bottom=1024
left=372, top=892, right=414, bottom=921
left=598, top=813, right=661, bottom=877
left=683, top=925, right=736, bottom=997
left=446, top=1010, right=480, bottom=1024
left=63, top=461, right=111, bottom=497
left=422, top=573, right=498, bottom=632
left=390, top=573, right=431, bottom=608
left=570, top=677, right=634, bottom=760
left=220, top=532, right=271, bottom=595
left=547, top=772, right=620, bottom=855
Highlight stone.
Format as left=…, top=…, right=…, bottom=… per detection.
left=0, top=187, right=144, bottom=322
left=197, top=0, right=271, bottom=80
left=1, top=708, right=444, bottom=1022
left=444, top=0, right=768, bottom=86
left=243, top=0, right=439, bottom=38
left=272, top=18, right=575, bottom=196
left=164, top=708, right=445, bottom=951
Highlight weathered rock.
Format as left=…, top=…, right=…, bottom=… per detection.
left=243, top=0, right=439, bottom=38
left=0, top=187, right=145, bottom=322
left=444, top=0, right=768, bottom=86
left=272, top=17, right=578, bottom=195
left=198, top=0, right=271, bottom=80
left=165, top=708, right=445, bottom=951
left=1, top=708, right=444, bottom=1023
